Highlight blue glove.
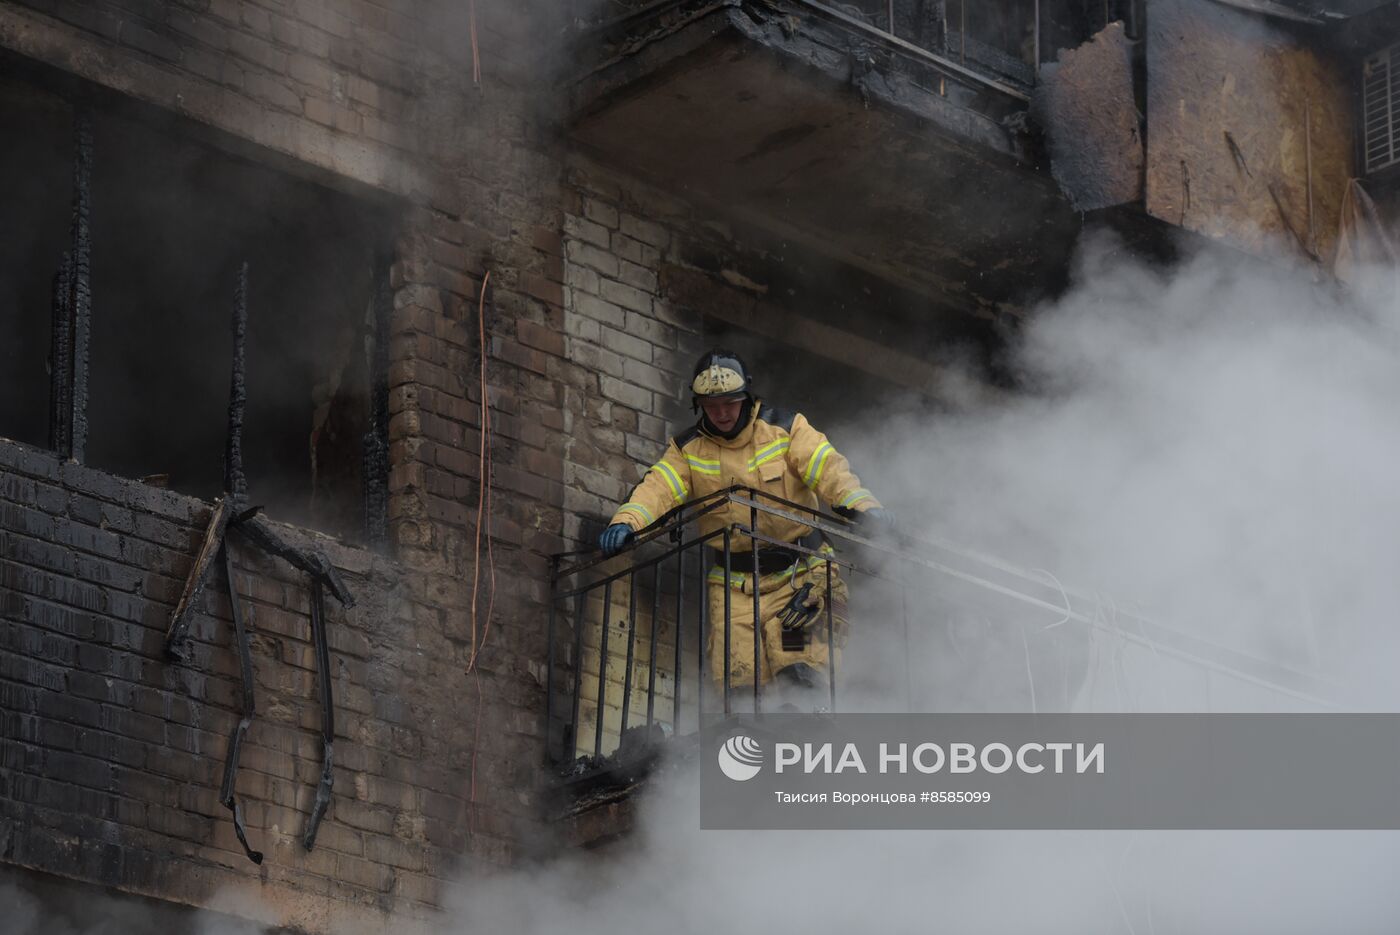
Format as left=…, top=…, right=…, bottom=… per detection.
left=598, top=523, right=636, bottom=557
left=859, top=507, right=896, bottom=532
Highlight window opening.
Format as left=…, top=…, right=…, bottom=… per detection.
left=0, top=67, right=396, bottom=543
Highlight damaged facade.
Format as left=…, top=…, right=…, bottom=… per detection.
left=2, top=0, right=1399, bottom=930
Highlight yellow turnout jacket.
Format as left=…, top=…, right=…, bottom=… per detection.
left=608, top=401, right=880, bottom=549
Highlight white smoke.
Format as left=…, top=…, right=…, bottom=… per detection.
left=851, top=233, right=1400, bottom=712
left=441, top=235, right=1400, bottom=935
left=0, top=878, right=265, bottom=935
left=21, top=234, right=1393, bottom=934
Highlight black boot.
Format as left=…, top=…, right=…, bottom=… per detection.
left=772, top=663, right=828, bottom=712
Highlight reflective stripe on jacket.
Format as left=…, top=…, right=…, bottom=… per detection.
left=609, top=401, right=880, bottom=549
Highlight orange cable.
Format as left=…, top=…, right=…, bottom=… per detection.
left=467, top=270, right=493, bottom=674
left=469, top=0, right=482, bottom=87
left=466, top=271, right=493, bottom=835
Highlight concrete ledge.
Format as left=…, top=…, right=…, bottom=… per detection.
left=0, top=3, right=454, bottom=210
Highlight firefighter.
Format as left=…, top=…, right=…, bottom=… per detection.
left=597, top=348, right=893, bottom=703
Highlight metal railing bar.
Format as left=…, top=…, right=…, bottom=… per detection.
left=568, top=591, right=586, bottom=762
left=554, top=485, right=841, bottom=579
left=553, top=494, right=734, bottom=578
left=550, top=484, right=1344, bottom=765
left=545, top=554, right=559, bottom=759
left=797, top=491, right=1332, bottom=696
left=594, top=579, right=614, bottom=757
left=736, top=487, right=1055, bottom=585
left=750, top=505, right=763, bottom=714
left=730, top=491, right=906, bottom=560
left=574, top=489, right=1336, bottom=697
left=795, top=0, right=1032, bottom=101
left=723, top=527, right=733, bottom=715
left=825, top=556, right=836, bottom=711
left=694, top=545, right=705, bottom=729
left=883, top=548, right=1337, bottom=706
left=571, top=0, right=1031, bottom=103
left=553, top=528, right=727, bottom=600
left=620, top=571, right=639, bottom=734
left=731, top=523, right=858, bottom=571
left=728, top=493, right=1339, bottom=695
left=647, top=561, right=662, bottom=727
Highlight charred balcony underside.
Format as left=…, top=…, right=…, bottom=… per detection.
left=569, top=0, right=1082, bottom=316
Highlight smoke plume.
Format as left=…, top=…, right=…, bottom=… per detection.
left=445, top=234, right=1400, bottom=935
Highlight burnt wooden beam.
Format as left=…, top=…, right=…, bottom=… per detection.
left=48, top=253, right=72, bottom=455
left=47, top=109, right=95, bottom=463
left=219, top=540, right=264, bottom=865
left=232, top=515, right=355, bottom=608
left=68, top=110, right=93, bottom=464
left=164, top=496, right=233, bottom=659
left=362, top=255, right=391, bottom=550
left=224, top=262, right=249, bottom=505
left=302, top=581, right=336, bottom=850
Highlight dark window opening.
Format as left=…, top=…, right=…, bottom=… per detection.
left=0, top=64, right=396, bottom=543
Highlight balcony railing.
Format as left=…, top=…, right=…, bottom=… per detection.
left=571, top=0, right=1143, bottom=92
left=544, top=486, right=1339, bottom=774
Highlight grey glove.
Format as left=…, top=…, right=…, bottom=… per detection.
left=859, top=507, right=896, bottom=532
left=598, top=523, right=636, bottom=557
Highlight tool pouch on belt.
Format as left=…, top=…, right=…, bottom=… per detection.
left=777, top=583, right=821, bottom=651
left=776, top=571, right=848, bottom=651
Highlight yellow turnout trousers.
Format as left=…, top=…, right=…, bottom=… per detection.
left=705, top=553, right=850, bottom=692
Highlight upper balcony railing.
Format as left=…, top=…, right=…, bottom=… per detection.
left=544, top=485, right=1339, bottom=775
left=571, top=0, right=1143, bottom=93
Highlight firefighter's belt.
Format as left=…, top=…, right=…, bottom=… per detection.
left=741, top=530, right=825, bottom=577
left=746, top=547, right=799, bottom=576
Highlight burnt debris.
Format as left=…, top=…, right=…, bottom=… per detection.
left=164, top=262, right=355, bottom=863
left=219, top=536, right=263, bottom=864
left=224, top=262, right=249, bottom=504
left=47, top=109, right=94, bottom=463
left=362, top=255, right=392, bottom=550
left=304, top=581, right=336, bottom=849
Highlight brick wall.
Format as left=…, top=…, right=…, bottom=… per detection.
left=559, top=161, right=703, bottom=541
left=0, top=0, right=578, bottom=929
left=0, top=0, right=808, bottom=922
left=0, top=440, right=480, bottom=932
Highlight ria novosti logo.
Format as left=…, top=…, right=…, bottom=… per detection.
left=717, top=734, right=765, bottom=781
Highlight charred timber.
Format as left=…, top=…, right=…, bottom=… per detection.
left=68, top=110, right=93, bottom=464
left=233, top=515, right=354, bottom=607
left=220, top=540, right=264, bottom=865
left=362, top=256, right=391, bottom=550
left=48, top=254, right=72, bottom=455
left=303, top=581, right=336, bottom=850
left=224, top=262, right=249, bottom=505
left=162, top=259, right=354, bottom=864
left=164, top=497, right=233, bottom=659
left=47, top=109, right=95, bottom=462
